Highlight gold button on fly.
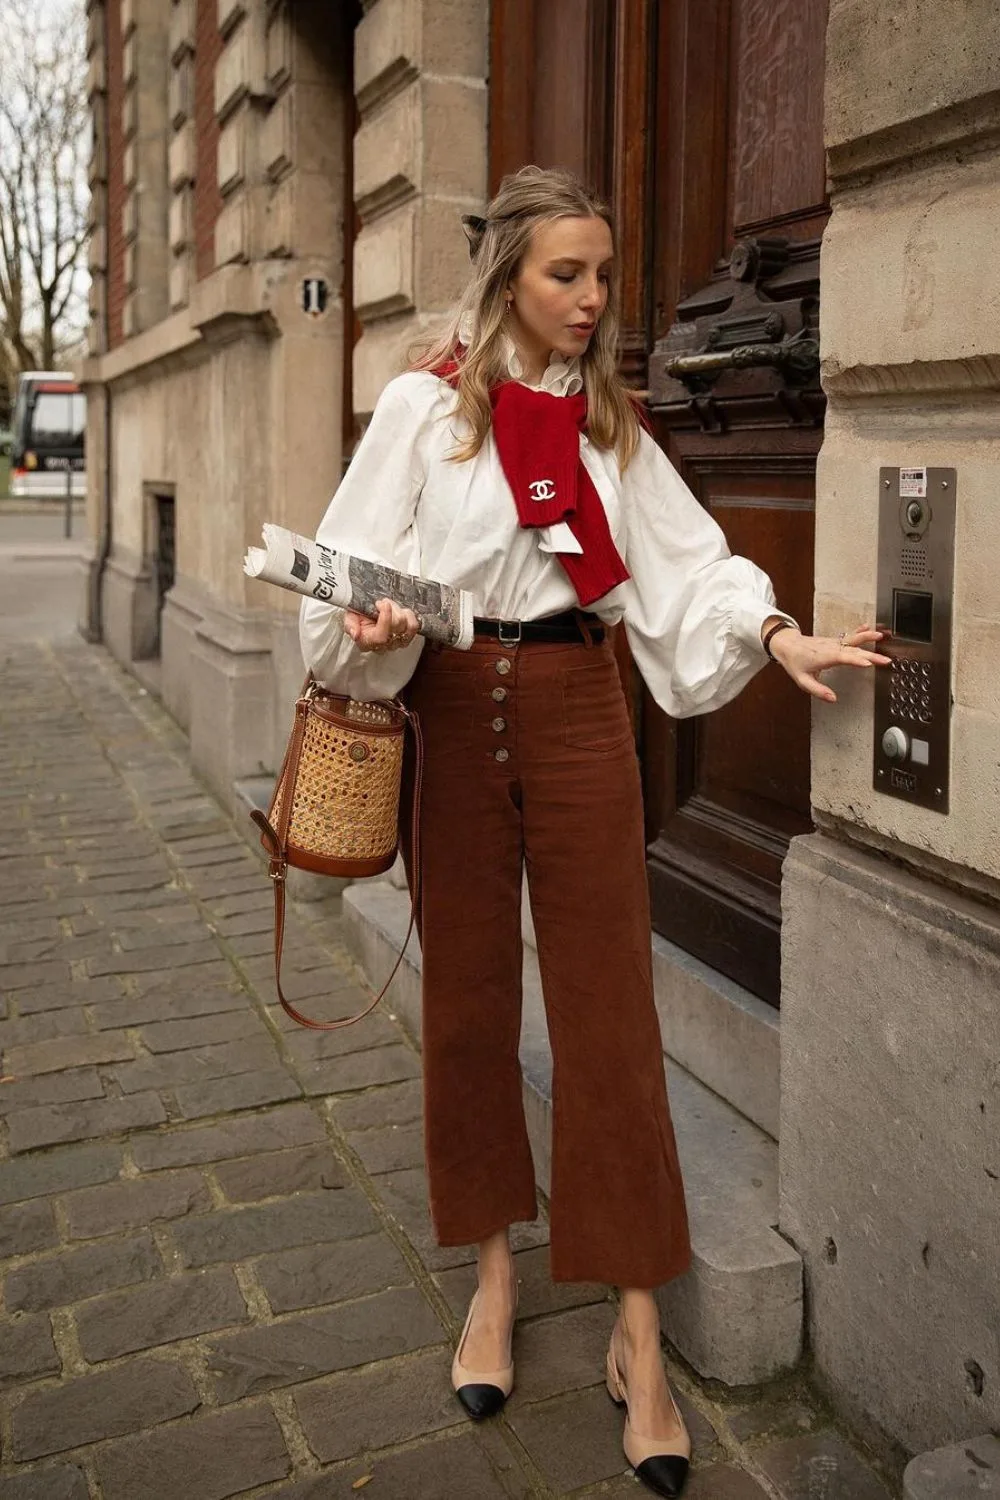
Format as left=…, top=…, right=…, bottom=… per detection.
left=492, top=717, right=507, bottom=733
left=495, top=658, right=512, bottom=676
left=494, top=747, right=510, bottom=763
left=492, top=686, right=507, bottom=703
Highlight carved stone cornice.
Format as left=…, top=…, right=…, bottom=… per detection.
left=822, top=354, right=1000, bottom=402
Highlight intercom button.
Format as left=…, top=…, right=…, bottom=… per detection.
left=882, top=726, right=909, bottom=760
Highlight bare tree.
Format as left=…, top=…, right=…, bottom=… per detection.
left=0, top=0, right=89, bottom=403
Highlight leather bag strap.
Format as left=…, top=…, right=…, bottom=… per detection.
left=251, top=703, right=424, bottom=1031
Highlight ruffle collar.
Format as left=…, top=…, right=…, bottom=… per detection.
left=455, top=313, right=584, bottom=397
left=504, top=339, right=583, bottom=397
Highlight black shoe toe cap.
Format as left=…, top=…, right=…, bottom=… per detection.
left=634, top=1454, right=690, bottom=1498
left=455, top=1382, right=507, bottom=1419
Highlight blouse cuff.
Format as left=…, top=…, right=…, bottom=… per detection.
left=299, top=599, right=425, bottom=701
left=729, top=592, right=800, bottom=659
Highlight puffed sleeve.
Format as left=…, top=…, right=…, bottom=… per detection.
left=299, top=373, right=437, bottom=701
left=617, top=429, right=798, bottom=718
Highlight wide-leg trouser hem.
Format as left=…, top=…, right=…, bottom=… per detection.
left=430, top=1216, right=692, bottom=1287
left=431, top=1200, right=541, bottom=1249
left=550, top=1243, right=693, bottom=1289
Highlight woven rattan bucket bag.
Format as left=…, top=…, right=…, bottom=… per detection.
left=251, top=676, right=423, bottom=1030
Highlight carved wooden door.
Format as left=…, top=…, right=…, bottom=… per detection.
left=638, top=0, right=829, bottom=1002
left=487, top=0, right=828, bottom=1003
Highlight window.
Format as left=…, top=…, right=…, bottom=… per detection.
left=29, top=392, right=87, bottom=446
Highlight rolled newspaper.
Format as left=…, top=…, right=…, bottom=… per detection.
left=244, top=523, right=474, bottom=650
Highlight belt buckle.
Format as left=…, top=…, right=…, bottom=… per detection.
left=498, top=619, right=522, bottom=647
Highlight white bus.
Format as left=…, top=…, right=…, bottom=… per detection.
left=9, top=372, right=86, bottom=499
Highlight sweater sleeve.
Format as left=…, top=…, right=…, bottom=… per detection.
left=617, top=429, right=798, bottom=718
left=299, top=373, right=437, bottom=701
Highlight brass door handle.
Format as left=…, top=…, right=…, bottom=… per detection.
left=661, top=336, right=819, bottom=382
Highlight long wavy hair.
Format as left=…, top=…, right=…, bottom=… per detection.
left=410, top=165, right=641, bottom=469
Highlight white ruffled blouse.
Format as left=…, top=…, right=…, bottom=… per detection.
left=299, top=350, right=796, bottom=718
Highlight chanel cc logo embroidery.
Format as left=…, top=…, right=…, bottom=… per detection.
left=529, top=479, right=556, bottom=502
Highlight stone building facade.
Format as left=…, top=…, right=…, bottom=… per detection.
left=82, top=0, right=999, bottom=1478
left=81, top=0, right=471, bottom=801
left=781, top=0, right=1000, bottom=1460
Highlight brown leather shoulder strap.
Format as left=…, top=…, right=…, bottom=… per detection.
left=251, top=706, right=424, bottom=1031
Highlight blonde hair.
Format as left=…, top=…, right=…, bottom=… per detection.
left=411, top=165, right=640, bottom=469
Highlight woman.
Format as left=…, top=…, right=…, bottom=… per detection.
left=300, top=166, right=888, bottom=1498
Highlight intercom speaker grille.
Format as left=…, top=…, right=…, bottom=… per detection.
left=900, top=545, right=927, bottom=580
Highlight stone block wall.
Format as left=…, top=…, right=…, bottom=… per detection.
left=780, top=0, right=1000, bottom=1456
left=121, top=0, right=171, bottom=336
left=82, top=0, right=492, bottom=808
left=86, top=2, right=109, bottom=361
left=193, top=0, right=224, bottom=278
left=782, top=835, right=1000, bottom=1455
left=168, top=0, right=196, bottom=308
left=105, top=0, right=127, bottom=348
left=810, top=0, right=1000, bottom=863
left=84, top=0, right=111, bottom=639
left=351, top=0, right=489, bottom=415
left=82, top=0, right=357, bottom=812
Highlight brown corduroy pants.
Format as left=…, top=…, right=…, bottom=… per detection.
left=400, top=632, right=692, bottom=1287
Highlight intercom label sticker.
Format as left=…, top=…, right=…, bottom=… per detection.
left=900, top=467, right=928, bottom=498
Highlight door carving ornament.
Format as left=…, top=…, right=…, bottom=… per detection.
left=649, top=237, right=824, bottom=432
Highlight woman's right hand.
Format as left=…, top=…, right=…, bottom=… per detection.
left=344, top=598, right=420, bottom=654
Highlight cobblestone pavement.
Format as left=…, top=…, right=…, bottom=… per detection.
left=0, top=636, right=904, bottom=1500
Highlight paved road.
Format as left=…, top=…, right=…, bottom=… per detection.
left=0, top=512, right=86, bottom=644
left=0, top=509, right=84, bottom=545
left=0, top=550, right=900, bottom=1497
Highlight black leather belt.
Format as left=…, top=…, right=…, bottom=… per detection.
left=473, top=611, right=605, bottom=645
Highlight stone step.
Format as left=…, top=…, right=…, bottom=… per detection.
left=343, top=879, right=803, bottom=1387
left=904, top=1435, right=1000, bottom=1499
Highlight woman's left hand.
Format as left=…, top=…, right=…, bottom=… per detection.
left=767, top=622, right=892, bottom=703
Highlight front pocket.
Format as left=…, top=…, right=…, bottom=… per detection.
left=561, top=658, right=633, bottom=751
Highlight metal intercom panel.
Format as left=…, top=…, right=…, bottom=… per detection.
left=872, top=467, right=955, bottom=813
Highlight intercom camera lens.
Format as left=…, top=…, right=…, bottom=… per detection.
left=906, top=501, right=924, bottom=526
